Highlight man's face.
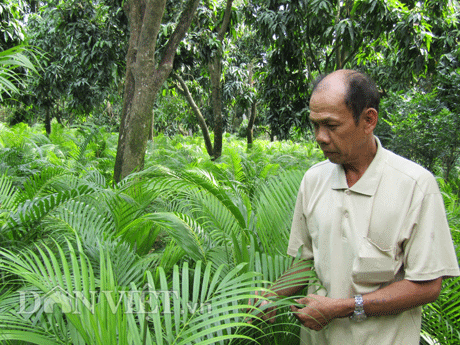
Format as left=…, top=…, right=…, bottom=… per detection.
left=309, top=78, right=368, bottom=166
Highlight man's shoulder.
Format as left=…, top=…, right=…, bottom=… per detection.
left=305, top=159, right=335, bottom=176
left=301, top=159, right=336, bottom=186
left=384, top=149, right=439, bottom=193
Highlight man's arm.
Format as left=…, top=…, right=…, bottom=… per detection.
left=290, top=277, right=443, bottom=331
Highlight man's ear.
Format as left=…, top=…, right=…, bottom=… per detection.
left=361, top=108, right=378, bottom=133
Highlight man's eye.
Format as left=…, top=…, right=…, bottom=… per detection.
left=327, top=124, right=338, bottom=130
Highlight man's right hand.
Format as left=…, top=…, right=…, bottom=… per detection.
left=246, top=291, right=277, bottom=324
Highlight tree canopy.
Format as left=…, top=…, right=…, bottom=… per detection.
left=0, top=0, right=459, bottom=178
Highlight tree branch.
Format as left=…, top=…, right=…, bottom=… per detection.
left=172, top=73, right=214, bottom=157
left=218, top=0, right=234, bottom=41
left=306, top=21, right=321, bottom=74
left=159, top=0, right=201, bottom=70
left=137, top=0, right=167, bottom=67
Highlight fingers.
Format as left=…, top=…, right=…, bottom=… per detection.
left=290, top=304, right=324, bottom=331
left=245, top=298, right=277, bottom=324
left=294, top=296, right=309, bottom=305
left=263, top=304, right=277, bottom=323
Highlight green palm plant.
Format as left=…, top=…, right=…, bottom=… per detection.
left=126, top=165, right=255, bottom=269
left=0, top=173, right=17, bottom=246
left=130, top=150, right=309, bottom=265
left=0, top=238, right=277, bottom=344
left=111, top=141, right=316, bottom=279
left=0, top=45, right=39, bottom=101
left=66, top=124, right=117, bottom=182
left=253, top=170, right=305, bottom=257
left=0, top=123, right=71, bottom=188
left=145, top=134, right=209, bottom=172
left=112, top=163, right=323, bottom=343
left=421, top=276, right=460, bottom=344
left=438, top=177, right=460, bottom=246
left=1, top=162, right=287, bottom=343
left=0, top=124, right=44, bottom=185
left=1, top=167, right=100, bottom=248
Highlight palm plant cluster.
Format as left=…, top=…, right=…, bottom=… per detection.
left=0, top=122, right=459, bottom=344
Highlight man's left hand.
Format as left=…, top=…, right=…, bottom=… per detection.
left=290, top=294, right=336, bottom=331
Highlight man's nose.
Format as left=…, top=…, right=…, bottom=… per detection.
left=315, top=127, right=330, bottom=145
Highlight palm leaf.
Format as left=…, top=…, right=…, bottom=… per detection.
left=0, top=239, right=272, bottom=344
left=68, top=124, right=101, bottom=168
left=254, top=170, right=305, bottom=256
left=143, top=166, right=247, bottom=230
left=0, top=45, right=39, bottom=101
left=15, top=166, right=77, bottom=203
left=421, top=276, right=460, bottom=344
left=0, top=174, right=17, bottom=242
left=6, top=184, right=96, bottom=230
left=143, top=261, right=266, bottom=345
left=0, top=174, right=17, bottom=209
left=120, top=212, right=207, bottom=262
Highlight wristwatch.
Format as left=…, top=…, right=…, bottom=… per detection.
left=350, top=294, right=367, bottom=322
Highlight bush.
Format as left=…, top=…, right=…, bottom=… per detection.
left=379, top=90, right=460, bottom=180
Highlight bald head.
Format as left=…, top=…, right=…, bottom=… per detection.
left=311, top=70, right=380, bottom=125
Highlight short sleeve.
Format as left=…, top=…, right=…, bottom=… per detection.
left=403, top=187, right=460, bottom=281
left=287, top=181, right=314, bottom=260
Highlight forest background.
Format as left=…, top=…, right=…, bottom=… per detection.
left=1, top=0, right=460, bottom=344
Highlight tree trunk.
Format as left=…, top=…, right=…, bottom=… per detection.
left=149, top=109, right=154, bottom=141
left=114, top=0, right=201, bottom=183
left=443, top=150, right=459, bottom=181
left=246, top=62, right=256, bottom=148
left=45, top=108, right=51, bottom=136
left=173, top=73, right=214, bottom=157
left=209, top=59, right=223, bottom=160
left=247, top=101, right=257, bottom=148
left=209, top=0, right=233, bottom=160
left=335, top=0, right=354, bottom=69
left=335, top=0, right=343, bottom=69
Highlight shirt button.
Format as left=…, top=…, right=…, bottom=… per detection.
left=344, top=211, right=349, bottom=218
left=345, top=190, right=351, bottom=195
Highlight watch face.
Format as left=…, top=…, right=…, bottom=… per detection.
left=354, top=312, right=367, bottom=322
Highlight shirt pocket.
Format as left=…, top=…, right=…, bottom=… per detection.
left=351, top=237, right=396, bottom=286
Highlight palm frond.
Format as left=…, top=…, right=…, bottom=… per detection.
left=100, top=182, right=165, bottom=256
left=0, top=239, right=273, bottom=344
left=7, top=184, right=96, bottom=229
left=69, top=124, right=100, bottom=167
left=143, top=261, right=266, bottom=345
left=121, top=212, right=207, bottom=262
left=421, top=276, right=460, bottom=344
left=0, top=45, right=39, bottom=101
left=15, top=166, right=74, bottom=203
left=155, top=239, right=186, bottom=274
left=143, top=166, right=247, bottom=230
left=0, top=173, right=17, bottom=211
left=42, top=199, right=111, bottom=241
left=39, top=197, right=145, bottom=288
left=83, top=169, right=109, bottom=188
left=254, top=170, right=305, bottom=256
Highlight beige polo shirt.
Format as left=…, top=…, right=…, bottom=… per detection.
left=287, top=137, right=460, bottom=345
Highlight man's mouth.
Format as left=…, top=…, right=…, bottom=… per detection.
left=323, top=151, right=338, bottom=158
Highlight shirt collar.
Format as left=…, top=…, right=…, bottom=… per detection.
left=331, top=136, right=386, bottom=196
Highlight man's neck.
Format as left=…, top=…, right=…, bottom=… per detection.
left=343, top=138, right=378, bottom=187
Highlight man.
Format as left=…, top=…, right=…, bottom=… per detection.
left=261, top=69, right=460, bottom=344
